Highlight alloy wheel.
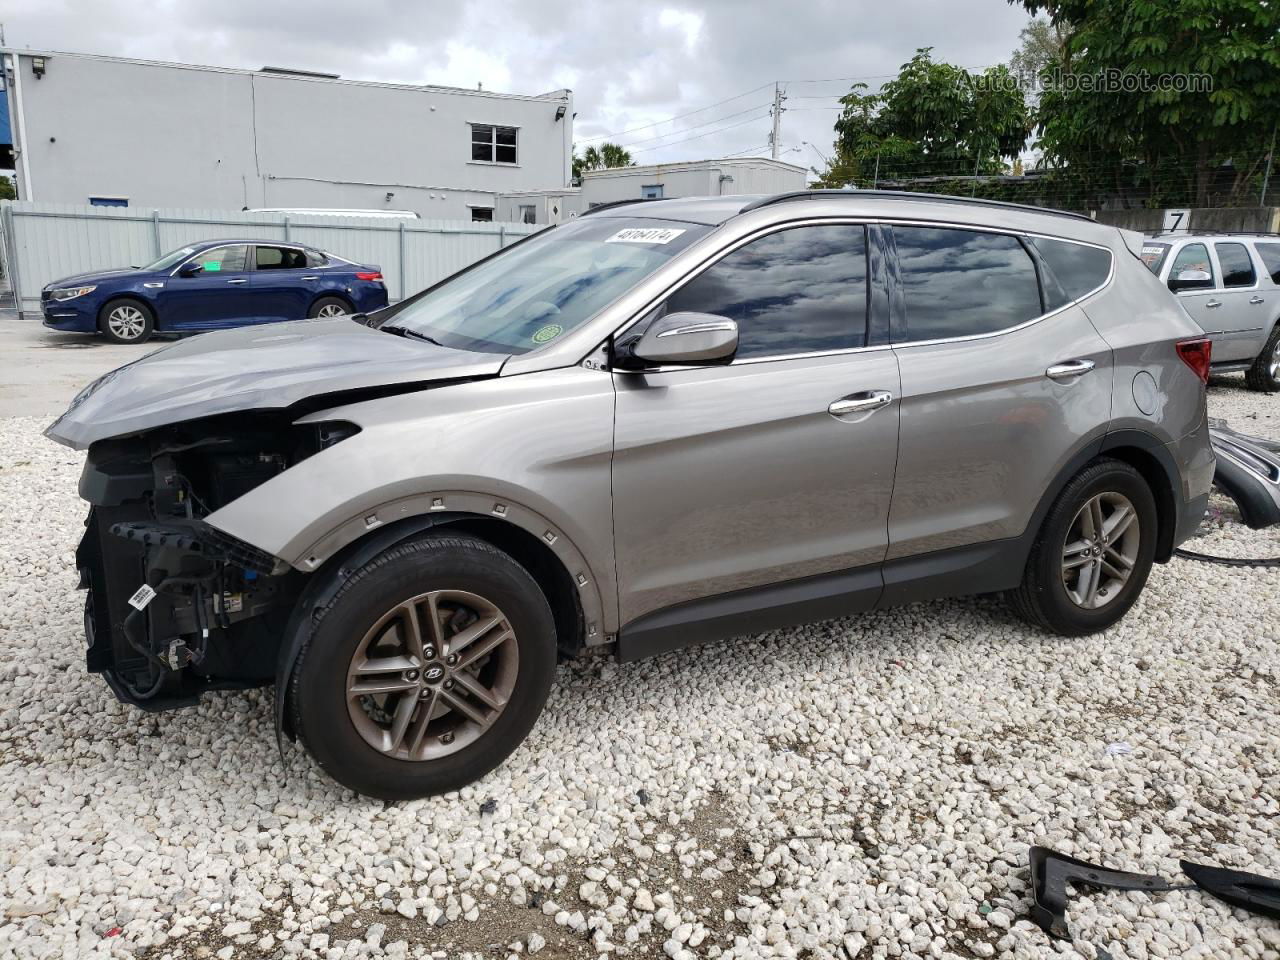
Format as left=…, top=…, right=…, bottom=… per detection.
left=316, top=303, right=347, bottom=318
left=1269, top=337, right=1280, bottom=380
left=1061, top=492, right=1141, bottom=609
left=345, top=590, right=518, bottom=761
left=107, top=305, right=147, bottom=340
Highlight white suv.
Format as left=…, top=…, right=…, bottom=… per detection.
left=1142, top=233, right=1280, bottom=390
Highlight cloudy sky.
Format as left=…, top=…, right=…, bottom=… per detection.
left=3, top=0, right=1033, bottom=169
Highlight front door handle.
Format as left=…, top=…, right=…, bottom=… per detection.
left=225, top=278, right=248, bottom=285
left=1046, top=358, right=1096, bottom=380
left=301, top=275, right=320, bottom=281
left=1205, top=299, right=1222, bottom=309
left=1250, top=296, right=1265, bottom=305
left=829, top=390, right=893, bottom=417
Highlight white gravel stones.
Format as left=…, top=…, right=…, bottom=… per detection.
left=3, top=388, right=1280, bottom=960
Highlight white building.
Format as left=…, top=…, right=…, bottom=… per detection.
left=1, top=49, right=573, bottom=221
left=579, top=157, right=807, bottom=208
left=495, top=157, right=810, bottom=225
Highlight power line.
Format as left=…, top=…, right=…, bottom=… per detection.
left=576, top=82, right=773, bottom=144
left=613, top=101, right=773, bottom=149
left=631, top=112, right=773, bottom=154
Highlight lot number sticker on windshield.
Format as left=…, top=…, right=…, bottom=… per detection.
left=606, top=227, right=686, bottom=245
left=533, top=323, right=563, bottom=344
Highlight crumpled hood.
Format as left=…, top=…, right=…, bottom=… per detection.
left=47, top=268, right=146, bottom=288
left=46, top=317, right=508, bottom=449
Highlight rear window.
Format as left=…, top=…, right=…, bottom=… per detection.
left=1139, top=242, right=1170, bottom=275
left=892, top=226, right=1042, bottom=342
left=1031, top=237, right=1113, bottom=309
left=1215, top=242, right=1256, bottom=288
left=1257, top=243, right=1280, bottom=285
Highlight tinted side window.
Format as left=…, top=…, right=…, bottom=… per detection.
left=1215, top=242, right=1256, bottom=288
left=892, top=227, right=1042, bottom=341
left=1257, top=243, right=1280, bottom=285
left=1030, top=237, right=1112, bottom=309
left=1169, top=243, right=1214, bottom=290
left=256, top=246, right=307, bottom=270
left=664, top=225, right=868, bottom=360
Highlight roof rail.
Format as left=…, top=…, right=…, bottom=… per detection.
left=739, top=189, right=1095, bottom=223
left=579, top=198, right=659, bottom=218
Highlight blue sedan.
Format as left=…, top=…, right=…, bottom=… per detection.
left=41, top=239, right=389, bottom=343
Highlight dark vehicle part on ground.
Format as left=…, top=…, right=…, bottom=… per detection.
left=1208, top=420, right=1280, bottom=529
left=1029, top=846, right=1280, bottom=942
left=1029, top=846, right=1187, bottom=941
left=1181, top=860, right=1280, bottom=922
left=1171, top=419, right=1280, bottom=567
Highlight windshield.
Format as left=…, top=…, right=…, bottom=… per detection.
left=378, top=216, right=713, bottom=355
left=143, top=245, right=199, bottom=272
left=1140, top=242, right=1170, bottom=274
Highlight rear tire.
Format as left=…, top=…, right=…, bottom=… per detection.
left=98, top=298, right=155, bottom=344
left=307, top=296, right=351, bottom=319
left=289, top=533, right=557, bottom=800
left=1244, top=324, right=1280, bottom=392
left=1008, top=458, right=1158, bottom=636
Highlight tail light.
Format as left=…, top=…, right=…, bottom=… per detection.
left=1175, top=337, right=1212, bottom=383
left=355, top=271, right=383, bottom=282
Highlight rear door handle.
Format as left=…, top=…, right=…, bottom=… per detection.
left=1205, top=299, right=1222, bottom=309
left=1046, top=358, right=1096, bottom=380
left=225, top=278, right=248, bottom=285
left=828, top=390, right=893, bottom=417
left=301, top=275, right=319, bottom=281
left=1250, top=296, right=1265, bottom=305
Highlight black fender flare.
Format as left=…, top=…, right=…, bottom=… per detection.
left=273, top=513, right=465, bottom=753
left=1015, top=429, right=1183, bottom=574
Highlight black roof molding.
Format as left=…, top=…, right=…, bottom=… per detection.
left=739, top=189, right=1094, bottom=223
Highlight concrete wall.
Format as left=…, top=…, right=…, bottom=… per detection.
left=1096, top=207, right=1280, bottom=234
left=579, top=158, right=807, bottom=207
left=4, top=51, right=573, bottom=221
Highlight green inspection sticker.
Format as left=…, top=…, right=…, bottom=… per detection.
left=203, top=261, right=222, bottom=272
left=532, top=323, right=563, bottom=344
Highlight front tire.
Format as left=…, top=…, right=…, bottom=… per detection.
left=98, top=298, right=155, bottom=343
left=1009, top=458, right=1158, bottom=636
left=307, top=296, right=351, bottom=319
left=289, top=533, right=557, bottom=800
left=1244, top=324, right=1280, bottom=392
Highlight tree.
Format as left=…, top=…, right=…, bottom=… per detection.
left=1011, top=0, right=1280, bottom=207
left=0, top=176, right=14, bottom=201
left=572, top=142, right=634, bottom=181
left=1009, top=17, right=1071, bottom=84
left=823, top=48, right=1032, bottom=187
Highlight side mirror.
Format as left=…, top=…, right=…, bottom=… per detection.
left=1170, top=268, right=1212, bottom=292
left=627, top=312, right=739, bottom=367
left=177, top=261, right=204, bottom=278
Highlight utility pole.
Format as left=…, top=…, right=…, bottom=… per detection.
left=769, top=83, right=786, bottom=160
left=1262, top=122, right=1277, bottom=208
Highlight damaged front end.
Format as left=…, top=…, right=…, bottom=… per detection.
left=75, top=414, right=357, bottom=709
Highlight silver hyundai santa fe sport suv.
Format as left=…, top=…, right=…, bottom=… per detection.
left=49, top=191, right=1214, bottom=799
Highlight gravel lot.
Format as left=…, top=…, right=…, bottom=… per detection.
left=2, top=377, right=1279, bottom=960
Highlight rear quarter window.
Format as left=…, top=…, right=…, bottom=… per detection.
left=1256, top=243, right=1280, bottom=285
left=1030, top=237, right=1113, bottom=310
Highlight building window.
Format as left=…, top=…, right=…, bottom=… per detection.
left=641, top=184, right=664, bottom=199
left=519, top=204, right=537, bottom=224
left=470, top=207, right=494, bottom=223
left=88, top=196, right=128, bottom=207
left=471, top=124, right=518, bottom=164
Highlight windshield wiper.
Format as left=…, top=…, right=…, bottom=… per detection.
left=380, top=325, right=443, bottom=346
